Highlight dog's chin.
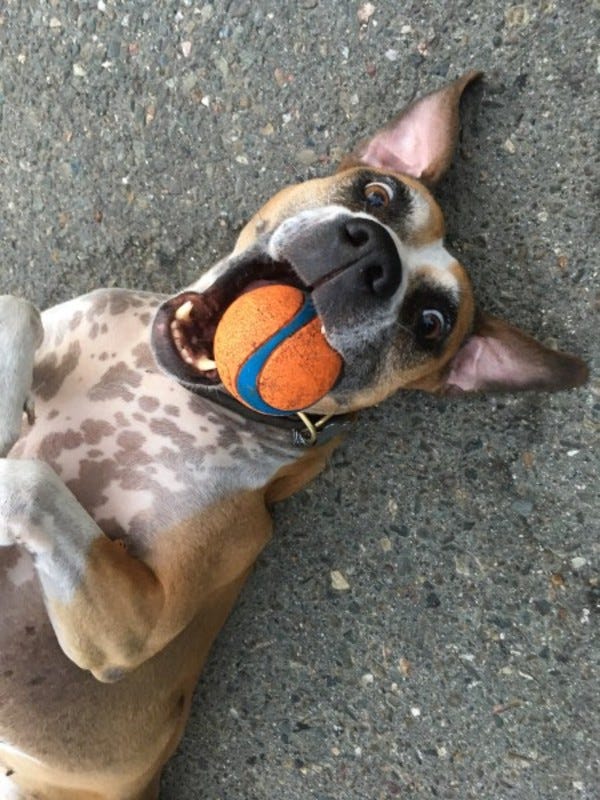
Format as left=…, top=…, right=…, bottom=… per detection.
left=150, top=252, right=307, bottom=390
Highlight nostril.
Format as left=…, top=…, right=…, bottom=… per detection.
left=364, top=263, right=384, bottom=294
left=363, top=261, right=402, bottom=298
left=343, top=219, right=370, bottom=248
left=337, top=216, right=403, bottom=298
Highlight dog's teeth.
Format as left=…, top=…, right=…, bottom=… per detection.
left=320, top=325, right=326, bottom=335
left=181, top=347, right=195, bottom=365
left=195, top=356, right=216, bottom=371
left=171, top=316, right=215, bottom=372
left=177, top=342, right=215, bottom=372
left=175, top=300, right=194, bottom=321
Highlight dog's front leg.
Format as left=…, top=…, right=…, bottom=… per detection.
left=0, top=459, right=165, bottom=682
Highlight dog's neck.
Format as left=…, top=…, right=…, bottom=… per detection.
left=186, top=382, right=356, bottom=448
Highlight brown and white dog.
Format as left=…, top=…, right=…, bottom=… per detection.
left=0, top=72, right=588, bottom=799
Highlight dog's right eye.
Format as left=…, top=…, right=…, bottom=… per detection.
left=417, top=308, right=448, bottom=344
left=364, top=181, right=394, bottom=209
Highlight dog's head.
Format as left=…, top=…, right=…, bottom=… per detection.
left=152, top=71, right=588, bottom=415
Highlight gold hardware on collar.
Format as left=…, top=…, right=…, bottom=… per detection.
left=295, top=412, right=335, bottom=446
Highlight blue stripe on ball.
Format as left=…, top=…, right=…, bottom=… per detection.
left=236, top=294, right=317, bottom=415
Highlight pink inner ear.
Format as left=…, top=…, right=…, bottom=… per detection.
left=346, top=71, right=482, bottom=184
left=446, top=336, right=487, bottom=392
left=359, top=95, right=443, bottom=180
left=360, top=127, right=423, bottom=178
left=442, top=312, right=588, bottom=395
left=446, top=335, right=548, bottom=392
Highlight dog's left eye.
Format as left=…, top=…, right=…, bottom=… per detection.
left=417, top=309, right=448, bottom=343
left=364, top=181, right=394, bottom=208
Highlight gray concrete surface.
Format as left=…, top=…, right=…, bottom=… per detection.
left=1, top=1, right=598, bottom=798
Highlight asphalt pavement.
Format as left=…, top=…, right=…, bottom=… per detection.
left=0, top=2, right=598, bottom=798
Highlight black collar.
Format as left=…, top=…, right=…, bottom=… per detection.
left=188, top=385, right=356, bottom=448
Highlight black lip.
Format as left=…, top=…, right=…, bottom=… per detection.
left=151, top=252, right=305, bottom=387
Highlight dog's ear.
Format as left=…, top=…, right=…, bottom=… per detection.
left=439, top=313, right=589, bottom=395
left=340, top=70, right=482, bottom=186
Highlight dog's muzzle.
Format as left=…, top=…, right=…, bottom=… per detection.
left=151, top=210, right=404, bottom=392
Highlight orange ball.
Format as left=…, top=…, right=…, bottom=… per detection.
left=214, top=284, right=342, bottom=414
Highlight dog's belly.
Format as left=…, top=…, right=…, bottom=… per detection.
left=4, top=289, right=314, bottom=568
left=9, top=289, right=297, bottom=550
left=0, top=288, right=298, bottom=786
left=11, top=368, right=234, bottom=553
left=11, top=289, right=209, bottom=547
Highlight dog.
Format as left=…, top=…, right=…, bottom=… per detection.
left=0, top=71, right=588, bottom=799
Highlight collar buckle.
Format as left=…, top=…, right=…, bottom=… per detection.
left=292, top=411, right=354, bottom=448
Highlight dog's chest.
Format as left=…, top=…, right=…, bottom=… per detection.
left=10, top=289, right=298, bottom=547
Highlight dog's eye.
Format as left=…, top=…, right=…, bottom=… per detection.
left=364, top=181, right=393, bottom=208
left=417, top=309, right=448, bottom=343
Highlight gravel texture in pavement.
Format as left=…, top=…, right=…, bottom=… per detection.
left=0, top=2, right=597, bottom=798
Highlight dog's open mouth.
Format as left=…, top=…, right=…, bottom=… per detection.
left=151, top=256, right=305, bottom=388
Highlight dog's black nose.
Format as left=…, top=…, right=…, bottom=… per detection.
left=342, top=218, right=402, bottom=298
